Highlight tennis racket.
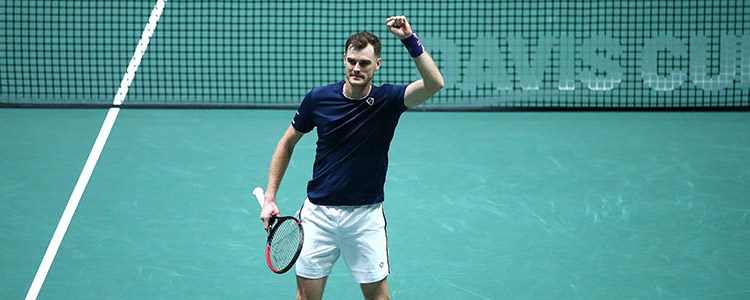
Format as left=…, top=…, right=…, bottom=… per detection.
left=253, top=187, right=304, bottom=274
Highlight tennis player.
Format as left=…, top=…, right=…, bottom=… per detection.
left=259, top=16, right=443, bottom=300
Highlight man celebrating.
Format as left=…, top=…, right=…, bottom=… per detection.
left=260, top=16, right=443, bottom=300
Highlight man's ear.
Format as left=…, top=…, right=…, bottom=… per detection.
left=375, top=57, right=382, bottom=71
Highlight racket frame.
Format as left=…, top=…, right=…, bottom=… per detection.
left=253, top=187, right=304, bottom=274
left=265, top=216, right=304, bottom=274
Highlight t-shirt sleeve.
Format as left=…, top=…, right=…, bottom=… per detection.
left=291, top=91, right=315, bottom=133
left=388, top=84, right=409, bottom=113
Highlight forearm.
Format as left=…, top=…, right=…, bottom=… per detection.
left=397, top=26, right=444, bottom=92
left=387, top=15, right=445, bottom=107
left=399, top=31, right=444, bottom=107
left=412, top=51, right=444, bottom=92
left=265, top=140, right=294, bottom=201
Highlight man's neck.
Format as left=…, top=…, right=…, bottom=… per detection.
left=342, top=82, right=372, bottom=100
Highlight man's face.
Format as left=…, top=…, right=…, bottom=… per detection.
left=343, top=44, right=381, bottom=87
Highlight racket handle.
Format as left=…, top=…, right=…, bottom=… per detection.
left=253, top=187, right=265, bottom=208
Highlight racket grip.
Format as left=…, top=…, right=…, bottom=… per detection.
left=253, top=187, right=265, bottom=208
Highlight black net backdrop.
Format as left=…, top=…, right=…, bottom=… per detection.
left=1, top=0, right=748, bottom=110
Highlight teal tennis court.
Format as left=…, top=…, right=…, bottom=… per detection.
left=3, top=110, right=749, bottom=299
left=2, top=1, right=750, bottom=299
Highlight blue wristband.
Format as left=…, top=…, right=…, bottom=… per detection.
left=400, top=33, right=424, bottom=58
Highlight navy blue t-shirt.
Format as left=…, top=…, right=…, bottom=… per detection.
left=292, top=81, right=408, bottom=206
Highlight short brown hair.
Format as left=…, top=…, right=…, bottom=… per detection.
left=345, top=32, right=381, bottom=57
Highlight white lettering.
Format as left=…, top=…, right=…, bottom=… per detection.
left=641, top=35, right=687, bottom=91
left=461, top=36, right=511, bottom=92
left=581, top=35, right=623, bottom=91
left=508, top=35, right=556, bottom=91
left=690, top=35, right=737, bottom=91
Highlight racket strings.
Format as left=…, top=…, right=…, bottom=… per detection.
left=268, top=219, right=302, bottom=270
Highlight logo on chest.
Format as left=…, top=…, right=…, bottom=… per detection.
left=366, top=97, right=375, bottom=106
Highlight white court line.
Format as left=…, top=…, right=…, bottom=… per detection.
left=24, top=1, right=166, bottom=299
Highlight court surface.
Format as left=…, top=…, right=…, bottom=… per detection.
left=2, top=109, right=749, bottom=299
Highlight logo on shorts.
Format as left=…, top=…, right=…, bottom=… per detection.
left=379, top=262, right=385, bottom=268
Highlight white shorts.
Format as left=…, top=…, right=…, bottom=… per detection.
left=295, top=198, right=390, bottom=284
